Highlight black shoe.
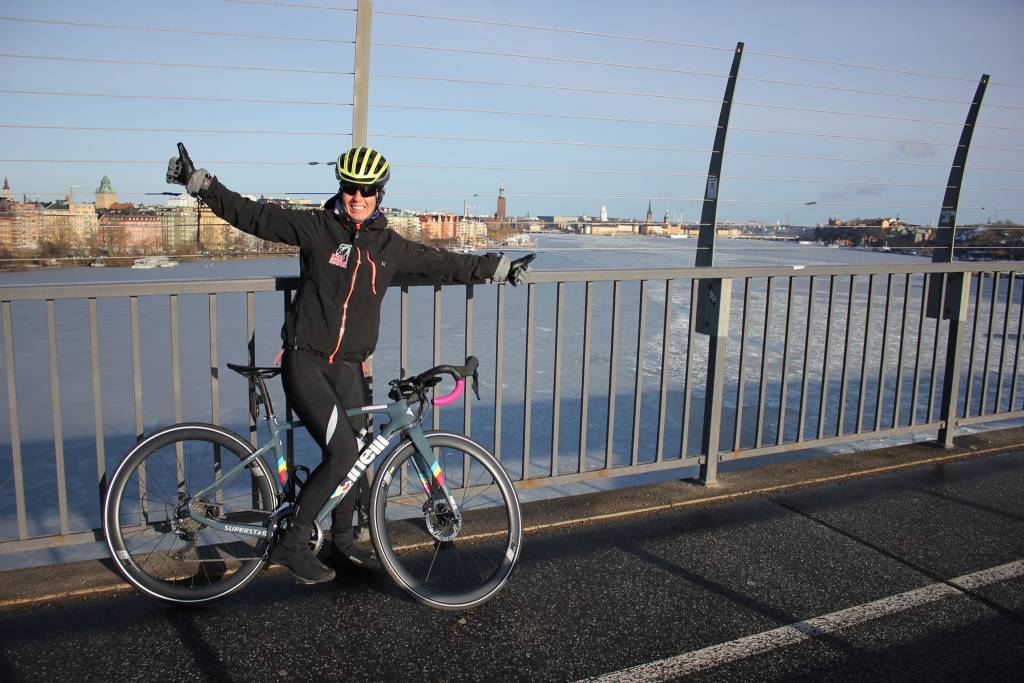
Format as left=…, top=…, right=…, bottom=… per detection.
left=270, top=523, right=335, bottom=584
left=331, top=540, right=381, bottom=571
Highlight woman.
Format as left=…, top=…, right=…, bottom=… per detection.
left=167, top=144, right=534, bottom=583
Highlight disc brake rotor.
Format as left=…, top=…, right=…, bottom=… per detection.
left=423, top=499, right=462, bottom=541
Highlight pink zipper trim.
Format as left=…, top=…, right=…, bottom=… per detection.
left=328, top=246, right=362, bottom=365
left=366, top=250, right=378, bottom=295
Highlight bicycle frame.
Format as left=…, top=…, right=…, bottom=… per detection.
left=185, top=392, right=461, bottom=541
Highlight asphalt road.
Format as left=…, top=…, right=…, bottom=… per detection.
left=2, top=451, right=1023, bottom=682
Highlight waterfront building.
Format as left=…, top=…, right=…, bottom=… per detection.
left=198, top=203, right=234, bottom=252
left=0, top=192, right=13, bottom=254
left=586, top=222, right=641, bottom=236
left=420, top=212, right=460, bottom=241
left=95, top=175, right=117, bottom=210
left=384, top=210, right=422, bottom=241
left=98, top=206, right=161, bottom=254
left=458, top=218, right=487, bottom=245
left=5, top=199, right=41, bottom=253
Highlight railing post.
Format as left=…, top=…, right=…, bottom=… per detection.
left=351, top=0, right=374, bottom=147
left=937, top=272, right=972, bottom=447
left=694, top=42, right=743, bottom=273
left=927, top=74, right=987, bottom=318
left=693, top=43, right=742, bottom=486
left=698, top=278, right=732, bottom=485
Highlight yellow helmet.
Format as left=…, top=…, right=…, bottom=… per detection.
left=335, top=146, right=390, bottom=187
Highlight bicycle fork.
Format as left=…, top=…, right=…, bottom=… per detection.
left=406, top=432, right=463, bottom=542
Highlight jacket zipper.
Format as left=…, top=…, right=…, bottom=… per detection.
left=328, top=245, right=362, bottom=365
left=366, top=250, right=378, bottom=295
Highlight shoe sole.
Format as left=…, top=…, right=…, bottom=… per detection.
left=294, top=573, right=335, bottom=584
left=271, top=560, right=336, bottom=584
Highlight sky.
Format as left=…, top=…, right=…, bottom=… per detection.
left=1, top=0, right=1023, bottom=227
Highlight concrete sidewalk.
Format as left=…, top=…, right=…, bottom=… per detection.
left=2, top=424, right=1022, bottom=608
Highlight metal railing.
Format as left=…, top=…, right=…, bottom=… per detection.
left=2, top=259, right=1023, bottom=555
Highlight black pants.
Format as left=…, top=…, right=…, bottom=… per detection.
left=281, top=349, right=370, bottom=540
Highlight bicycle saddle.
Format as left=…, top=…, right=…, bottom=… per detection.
left=226, top=363, right=282, bottom=380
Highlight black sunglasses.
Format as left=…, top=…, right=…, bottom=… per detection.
left=340, top=183, right=381, bottom=197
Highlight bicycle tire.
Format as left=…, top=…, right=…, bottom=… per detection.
left=370, top=432, right=523, bottom=610
left=103, top=423, right=278, bottom=604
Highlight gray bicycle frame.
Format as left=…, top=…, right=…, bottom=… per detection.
left=186, top=394, right=457, bottom=538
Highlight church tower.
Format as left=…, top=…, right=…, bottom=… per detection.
left=495, top=185, right=507, bottom=220
left=95, top=175, right=117, bottom=210
left=1, top=177, right=11, bottom=201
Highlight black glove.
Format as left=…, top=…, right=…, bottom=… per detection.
left=507, top=253, right=536, bottom=287
left=166, top=142, right=209, bottom=196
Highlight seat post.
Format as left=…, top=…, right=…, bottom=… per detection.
left=255, top=376, right=276, bottom=422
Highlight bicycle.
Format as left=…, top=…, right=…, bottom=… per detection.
left=102, top=356, right=523, bottom=611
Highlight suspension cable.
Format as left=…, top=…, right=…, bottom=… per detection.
left=0, top=15, right=354, bottom=45
left=373, top=41, right=1024, bottom=109
left=374, top=134, right=974, bottom=168
left=0, top=88, right=351, bottom=108
left=2, top=49, right=1019, bottom=112
left=0, top=124, right=350, bottom=137
left=225, top=0, right=733, bottom=52
left=223, top=0, right=1024, bottom=88
left=372, top=73, right=721, bottom=105
left=8, top=122, right=1018, bottom=172
left=16, top=82, right=1018, bottom=134
left=0, top=52, right=354, bottom=77
left=372, top=74, right=1022, bottom=129
left=7, top=118, right=1017, bottom=153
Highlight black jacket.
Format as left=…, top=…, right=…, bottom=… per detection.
left=199, top=179, right=502, bottom=363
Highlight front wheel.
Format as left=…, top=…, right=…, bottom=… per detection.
left=103, top=423, right=278, bottom=604
left=370, top=432, right=523, bottom=610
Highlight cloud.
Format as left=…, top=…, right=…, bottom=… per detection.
left=895, top=142, right=936, bottom=159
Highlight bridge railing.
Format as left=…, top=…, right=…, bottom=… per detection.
left=1, top=259, right=1022, bottom=557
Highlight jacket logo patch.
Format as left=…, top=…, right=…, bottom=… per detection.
left=329, top=243, right=352, bottom=268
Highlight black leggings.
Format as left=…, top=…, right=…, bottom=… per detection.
left=282, top=349, right=370, bottom=533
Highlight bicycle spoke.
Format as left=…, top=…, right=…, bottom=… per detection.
left=374, top=434, right=521, bottom=609
left=107, top=428, right=274, bottom=602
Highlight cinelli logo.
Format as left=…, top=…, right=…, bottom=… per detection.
left=344, top=435, right=389, bottom=484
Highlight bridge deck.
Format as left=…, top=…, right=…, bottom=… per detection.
left=1, top=427, right=1023, bottom=680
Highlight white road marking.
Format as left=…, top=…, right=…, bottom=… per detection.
left=580, top=559, right=1024, bottom=682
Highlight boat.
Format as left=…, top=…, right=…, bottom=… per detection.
left=89, top=259, right=107, bottom=268
left=132, top=256, right=178, bottom=269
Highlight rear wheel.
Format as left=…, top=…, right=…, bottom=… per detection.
left=103, top=423, right=277, bottom=604
left=370, top=432, right=522, bottom=610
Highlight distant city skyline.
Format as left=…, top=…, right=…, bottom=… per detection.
left=3, top=171, right=953, bottom=229
left=1, top=0, right=1022, bottom=227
